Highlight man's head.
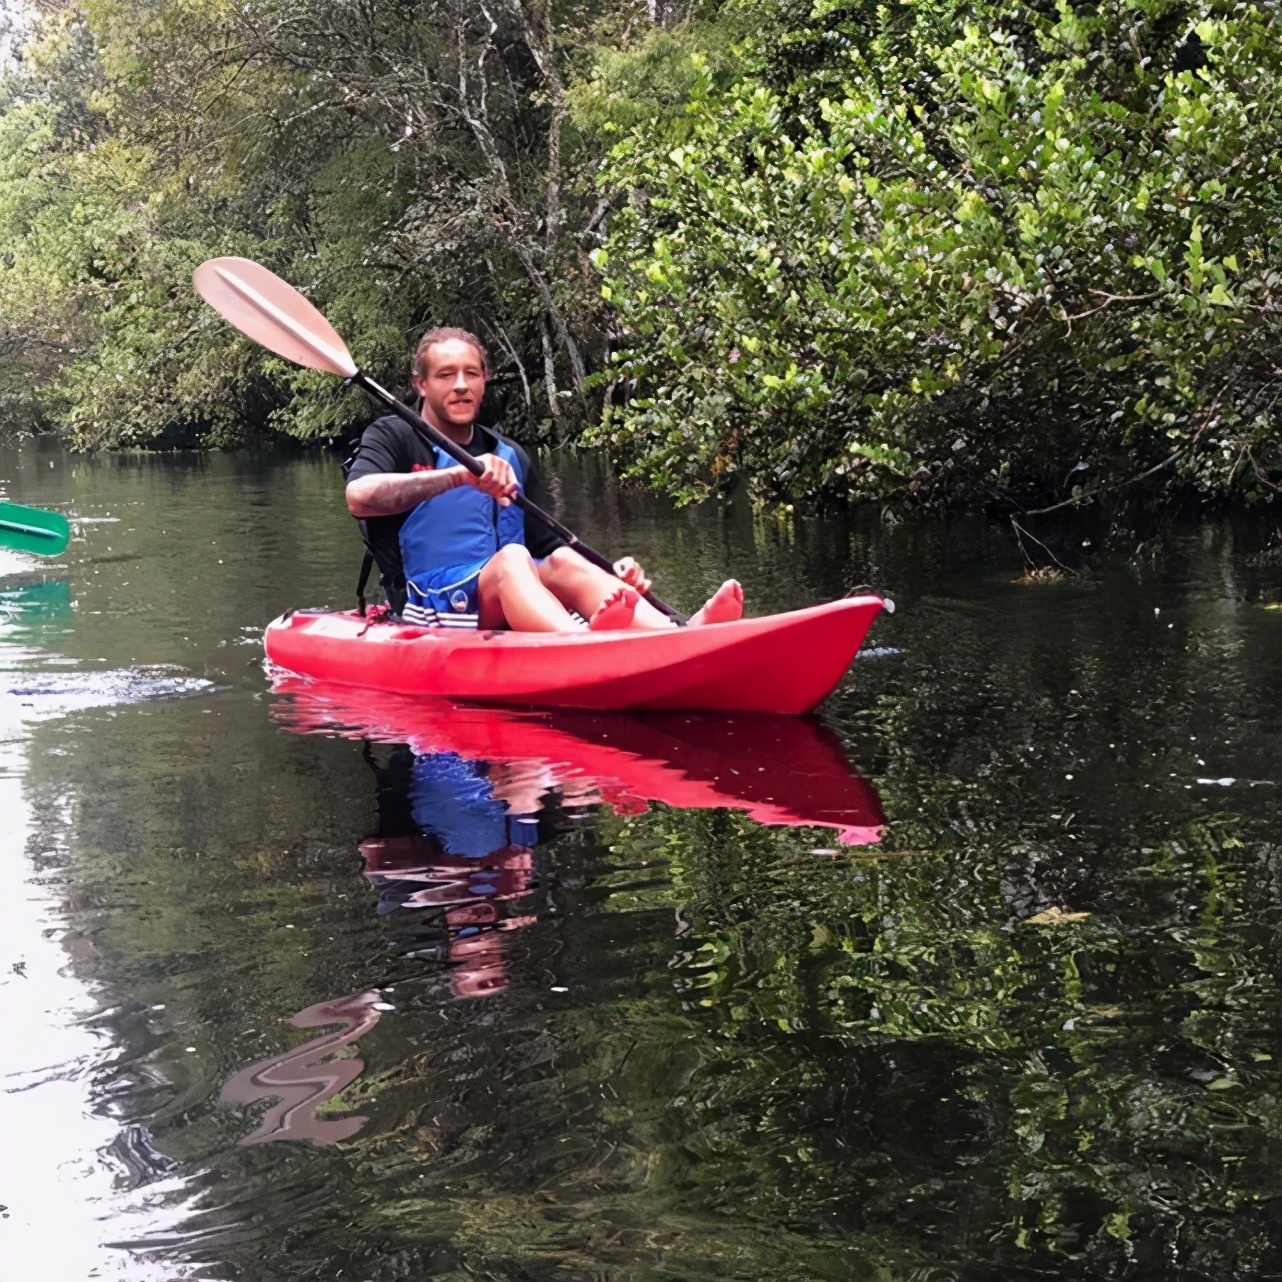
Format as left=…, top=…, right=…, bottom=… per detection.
left=411, top=327, right=489, bottom=430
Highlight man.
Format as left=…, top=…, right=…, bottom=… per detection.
left=344, top=327, right=743, bottom=631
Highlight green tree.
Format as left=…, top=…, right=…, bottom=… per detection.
left=586, top=0, right=1282, bottom=510
left=0, top=0, right=637, bottom=446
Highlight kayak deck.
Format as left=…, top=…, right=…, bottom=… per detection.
left=263, top=595, right=886, bottom=714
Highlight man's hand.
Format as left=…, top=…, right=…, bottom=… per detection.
left=468, top=453, right=520, bottom=506
left=612, top=556, right=652, bottom=595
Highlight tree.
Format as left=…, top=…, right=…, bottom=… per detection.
left=0, top=0, right=634, bottom=445
left=586, top=0, right=1282, bottom=510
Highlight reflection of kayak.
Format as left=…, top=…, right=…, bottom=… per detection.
left=271, top=681, right=885, bottom=845
left=264, top=595, right=886, bottom=714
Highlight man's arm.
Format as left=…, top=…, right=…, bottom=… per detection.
left=346, top=454, right=521, bottom=518
left=345, top=467, right=468, bottom=518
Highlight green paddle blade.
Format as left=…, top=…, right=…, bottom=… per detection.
left=0, top=502, right=71, bottom=556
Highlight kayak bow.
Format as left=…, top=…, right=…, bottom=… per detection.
left=264, top=595, right=886, bottom=714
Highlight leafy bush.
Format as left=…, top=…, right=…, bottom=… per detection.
left=587, top=0, right=1282, bottom=509
left=0, top=0, right=618, bottom=446
left=2, top=0, right=1279, bottom=524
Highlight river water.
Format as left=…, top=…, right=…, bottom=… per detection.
left=0, top=441, right=1277, bottom=1281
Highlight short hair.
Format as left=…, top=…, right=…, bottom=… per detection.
left=412, top=327, right=490, bottom=380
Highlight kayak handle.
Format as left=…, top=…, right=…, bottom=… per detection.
left=353, top=373, right=689, bottom=626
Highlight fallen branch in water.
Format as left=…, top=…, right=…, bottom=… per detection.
left=1011, top=516, right=1077, bottom=575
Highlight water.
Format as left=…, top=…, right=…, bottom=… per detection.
left=0, top=441, right=1277, bottom=1281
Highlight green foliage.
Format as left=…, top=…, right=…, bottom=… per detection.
left=2, top=0, right=1279, bottom=526
left=569, top=8, right=754, bottom=138
left=0, top=0, right=620, bottom=446
left=0, top=8, right=297, bottom=445
left=589, top=0, right=1282, bottom=508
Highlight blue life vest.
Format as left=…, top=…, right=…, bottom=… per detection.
left=410, top=752, right=511, bottom=857
left=397, top=437, right=527, bottom=585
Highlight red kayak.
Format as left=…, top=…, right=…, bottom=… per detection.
left=263, top=594, right=886, bottom=714
left=271, top=681, right=885, bottom=845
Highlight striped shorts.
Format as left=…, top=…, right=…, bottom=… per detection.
left=403, top=561, right=486, bottom=630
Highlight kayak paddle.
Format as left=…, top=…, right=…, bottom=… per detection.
left=192, top=257, right=688, bottom=625
left=0, top=502, right=71, bottom=556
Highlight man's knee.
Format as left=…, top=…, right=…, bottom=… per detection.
left=489, top=543, right=535, bottom=579
left=546, top=545, right=587, bottom=575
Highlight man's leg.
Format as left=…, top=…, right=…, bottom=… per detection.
left=477, top=544, right=580, bottom=632
left=537, top=547, right=673, bottom=630
left=538, top=547, right=743, bottom=628
left=478, top=544, right=640, bottom=632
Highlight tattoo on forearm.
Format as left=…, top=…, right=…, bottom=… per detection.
left=349, top=467, right=466, bottom=516
left=406, top=468, right=466, bottom=505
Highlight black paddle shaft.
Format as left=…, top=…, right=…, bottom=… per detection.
left=353, top=373, right=689, bottom=625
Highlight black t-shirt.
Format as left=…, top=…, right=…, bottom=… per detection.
left=346, top=415, right=564, bottom=588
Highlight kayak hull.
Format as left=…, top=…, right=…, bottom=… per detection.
left=263, top=595, right=885, bottom=714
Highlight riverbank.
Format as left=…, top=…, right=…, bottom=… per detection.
left=1, top=2, right=1278, bottom=509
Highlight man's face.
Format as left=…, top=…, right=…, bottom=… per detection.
left=414, top=339, right=487, bottom=429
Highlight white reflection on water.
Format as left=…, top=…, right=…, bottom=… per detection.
left=0, top=561, right=218, bottom=1280
left=1, top=667, right=212, bottom=719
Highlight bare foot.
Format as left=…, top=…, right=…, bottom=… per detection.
left=689, top=579, right=743, bottom=626
left=589, top=585, right=639, bottom=631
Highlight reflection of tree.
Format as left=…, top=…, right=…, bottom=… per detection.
left=219, top=991, right=382, bottom=1146
left=301, top=764, right=1275, bottom=1280
left=619, top=804, right=1279, bottom=1278
left=23, top=509, right=1278, bottom=1280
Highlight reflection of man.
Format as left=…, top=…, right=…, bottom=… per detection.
left=360, top=746, right=554, bottom=1000
left=344, top=328, right=743, bottom=630
left=361, top=837, right=535, bottom=999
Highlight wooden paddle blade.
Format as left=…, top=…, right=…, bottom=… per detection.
left=192, top=257, right=358, bottom=378
left=0, top=501, right=71, bottom=556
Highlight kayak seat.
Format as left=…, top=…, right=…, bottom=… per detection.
left=354, top=524, right=408, bottom=618
left=341, top=435, right=409, bottom=617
